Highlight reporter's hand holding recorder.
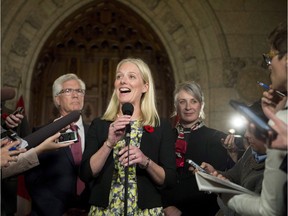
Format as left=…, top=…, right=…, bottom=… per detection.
left=1, top=132, right=73, bottom=173
left=260, top=87, right=287, bottom=148
left=1, top=114, right=76, bottom=178
left=263, top=107, right=287, bottom=150
left=186, top=159, right=228, bottom=181
left=2, top=107, right=24, bottom=129
left=1, top=139, right=26, bottom=167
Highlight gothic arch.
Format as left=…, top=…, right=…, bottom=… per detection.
left=31, top=1, right=175, bottom=125
left=2, top=0, right=229, bottom=128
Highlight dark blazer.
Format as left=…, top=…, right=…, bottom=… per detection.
left=162, top=125, right=233, bottom=215
left=219, top=146, right=265, bottom=193
left=80, top=117, right=176, bottom=210
left=24, top=118, right=90, bottom=216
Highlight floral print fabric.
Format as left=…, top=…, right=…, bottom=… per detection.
left=89, top=120, right=163, bottom=216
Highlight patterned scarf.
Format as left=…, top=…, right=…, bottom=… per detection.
left=175, top=120, right=204, bottom=168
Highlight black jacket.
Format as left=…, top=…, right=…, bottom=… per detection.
left=24, top=117, right=90, bottom=216
left=80, top=117, right=176, bottom=209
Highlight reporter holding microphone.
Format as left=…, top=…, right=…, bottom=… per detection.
left=1, top=132, right=73, bottom=179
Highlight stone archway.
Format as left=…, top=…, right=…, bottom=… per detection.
left=30, top=0, right=175, bottom=126
left=2, top=0, right=232, bottom=130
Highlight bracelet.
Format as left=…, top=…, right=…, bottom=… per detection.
left=105, top=141, right=113, bottom=149
left=143, top=157, right=151, bottom=169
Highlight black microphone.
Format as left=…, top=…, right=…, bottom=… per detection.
left=121, top=103, right=134, bottom=216
left=23, top=110, right=81, bottom=147
left=122, top=103, right=134, bottom=116
left=121, top=103, right=134, bottom=135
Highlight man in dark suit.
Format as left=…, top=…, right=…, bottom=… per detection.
left=25, top=73, right=90, bottom=216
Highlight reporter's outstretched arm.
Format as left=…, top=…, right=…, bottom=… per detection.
left=34, top=132, right=72, bottom=155
left=1, top=138, right=26, bottom=168
left=2, top=133, right=72, bottom=179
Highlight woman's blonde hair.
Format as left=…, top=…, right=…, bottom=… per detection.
left=102, top=58, right=160, bottom=127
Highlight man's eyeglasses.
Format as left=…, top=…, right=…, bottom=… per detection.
left=57, top=88, right=85, bottom=96
left=262, top=50, right=279, bottom=66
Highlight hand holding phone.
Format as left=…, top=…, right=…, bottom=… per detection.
left=1, top=129, right=28, bottom=150
left=186, top=159, right=208, bottom=174
left=2, top=107, right=24, bottom=129
left=12, top=107, right=24, bottom=115
left=57, top=131, right=78, bottom=143
left=1, top=129, right=18, bottom=141
left=229, top=100, right=277, bottom=140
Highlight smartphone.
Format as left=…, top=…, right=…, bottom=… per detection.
left=58, top=131, right=78, bottom=143
left=229, top=100, right=277, bottom=140
left=12, top=107, right=24, bottom=115
left=0, top=129, right=28, bottom=150
left=186, top=159, right=208, bottom=174
left=1, top=129, right=18, bottom=141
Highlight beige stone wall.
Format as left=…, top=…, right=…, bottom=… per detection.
left=1, top=0, right=286, bottom=132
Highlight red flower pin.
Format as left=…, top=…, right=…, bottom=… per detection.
left=144, top=125, right=154, bottom=133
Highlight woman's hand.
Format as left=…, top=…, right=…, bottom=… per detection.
left=264, top=106, right=287, bottom=150
left=35, top=132, right=73, bottom=155
left=107, top=115, right=131, bottom=148
left=194, top=162, right=215, bottom=174
left=210, top=170, right=228, bottom=180
left=163, top=206, right=182, bottom=216
left=221, top=134, right=237, bottom=151
left=119, top=145, right=147, bottom=167
left=5, top=113, right=24, bottom=129
left=1, top=138, right=27, bottom=168
left=261, top=89, right=287, bottom=114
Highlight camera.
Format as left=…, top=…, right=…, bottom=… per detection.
left=58, top=131, right=78, bottom=143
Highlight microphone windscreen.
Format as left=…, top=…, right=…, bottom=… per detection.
left=121, top=103, right=134, bottom=116
left=1, top=87, right=16, bottom=102
left=23, top=110, right=81, bottom=147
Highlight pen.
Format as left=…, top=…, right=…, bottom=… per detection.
left=257, top=81, right=286, bottom=97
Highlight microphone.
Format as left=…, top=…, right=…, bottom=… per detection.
left=1, top=87, right=16, bottom=102
left=24, top=110, right=81, bottom=147
left=122, top=103, right=134, bottom=116
left=121, top=102, right=134, bottom=216
left=121, top=103, right=134, bottom=135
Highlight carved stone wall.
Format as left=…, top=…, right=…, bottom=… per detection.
left=1, top=0, right=286, bottom=131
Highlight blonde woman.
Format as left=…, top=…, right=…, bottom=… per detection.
left=80, top=58, right=176, bottom=215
